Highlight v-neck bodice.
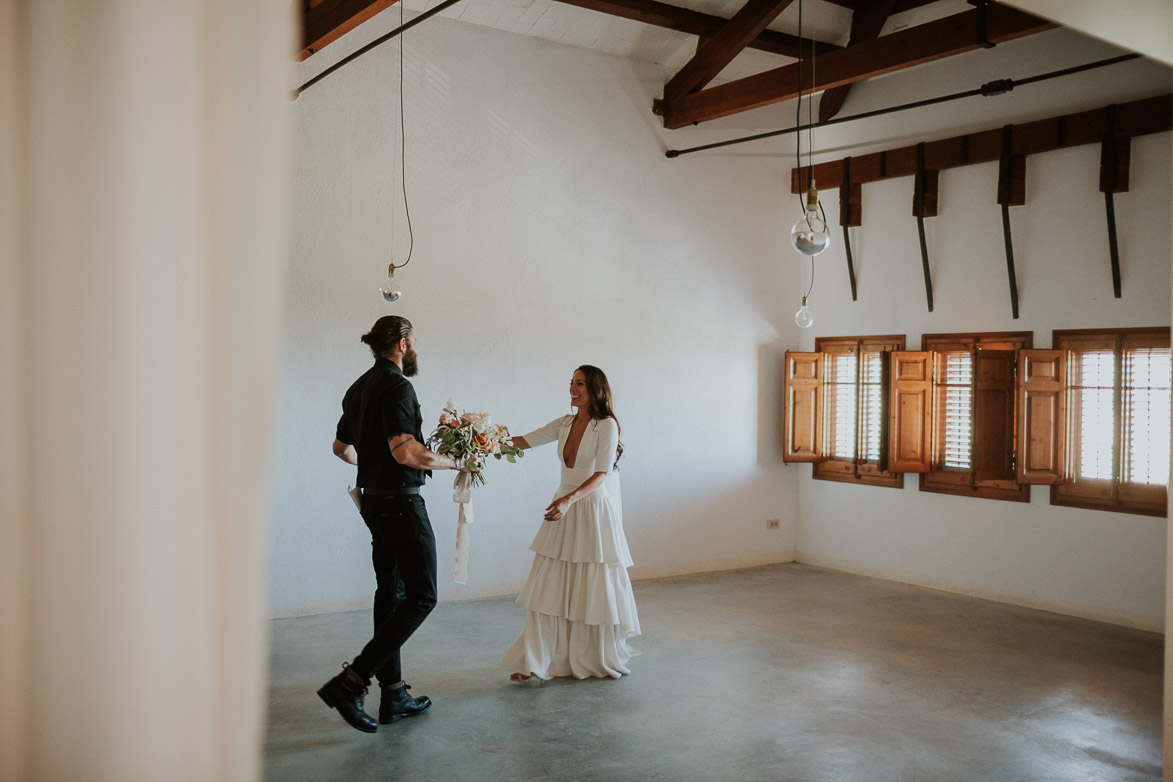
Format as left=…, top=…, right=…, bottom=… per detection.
left=522, top=415, right=620, bottom=485
left=563, top=418, right=590, bottom=469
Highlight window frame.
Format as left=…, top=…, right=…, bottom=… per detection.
left=1051, top=326, right=1170, bottom=517
left=919, top=331, right=1033, bottom=503
left=813, top=335, right=905, bottom=489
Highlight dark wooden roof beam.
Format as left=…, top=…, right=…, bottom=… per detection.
left=664, top=0, right=795, bottom=100
left=301, top=0, right=401, bottom=60
left=556, top=0, right=839, bottom=58
left=661, top=4, right=1054, bottom=128
left=818, top=0, right=899, bottom=122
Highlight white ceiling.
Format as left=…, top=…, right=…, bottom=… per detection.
left=1004, top=0, right=1173, bottom=66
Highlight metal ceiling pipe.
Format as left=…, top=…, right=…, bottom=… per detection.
left=295, top=0, right=469, bottom=98
left=664, top=53, right=1140, bottom=158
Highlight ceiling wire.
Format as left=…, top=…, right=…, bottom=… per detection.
left=394, top=1, right=415, bottom=270
left=807, top=12, right=814, bottom=182
left=794, top=0, right=815, bottom=304
left=794, top=0, right=804, bottom=210
left=804, top=250, right=816, bottom=300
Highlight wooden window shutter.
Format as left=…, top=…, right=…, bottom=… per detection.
left=934, top=348, right=973, bottom=472
left=1117, top=336, right=1169, bottom=511
left=973, top=350, right=1017, bottom=482
left=876, top=350, right=892, bottom=472
left=855, top=348, right=891, bottom=467
left=1017, top=349, right=1067, bottom=484
left=784, top=351, right=824, bottom=463
left=887, top=351, right=934, bottom=473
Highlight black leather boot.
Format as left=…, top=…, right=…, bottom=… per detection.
left=379, top=682, right=432, bottom=724
left=318, top=663, right=378, bottom=733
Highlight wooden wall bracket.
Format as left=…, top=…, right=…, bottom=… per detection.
left=1100, top=104, right=1132, bottom=298
left=790, top=95, right=1170, bottom=192
left=789, top=95, right=1171, bottom=316
left=913, top=142, right=938, bottom=312
left=840, top=157, right=861, bottom=301
left=997, top=124, right=1023, bottom=319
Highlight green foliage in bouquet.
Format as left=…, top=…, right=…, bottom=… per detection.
left=427, top=399, right=523, bottom=487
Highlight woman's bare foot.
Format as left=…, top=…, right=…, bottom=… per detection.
left=509, top=672, right=533, bottom=683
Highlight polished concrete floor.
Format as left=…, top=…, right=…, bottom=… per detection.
left=266, top=564, right=1162, bottom=781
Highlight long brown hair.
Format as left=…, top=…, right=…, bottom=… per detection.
left=576, top=364, right=623, bottom=469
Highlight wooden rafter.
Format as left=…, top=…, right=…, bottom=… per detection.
left=301, top=0, right=400, bottom=60
left=556, top=0, right=838, bottom=59
left=818, top=0, right=899, bottom=122
left=660, top=4, right=1054, bottom=129
left=664, top=0, right=795, bottom=101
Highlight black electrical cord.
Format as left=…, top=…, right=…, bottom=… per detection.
left=792, top=0, right=820, bottom=308
left=394, top=1, right=414, bottom=270
left=804, top=252, right=815, bottom=300
left=665, top=53, right=1141, bottom=158
left=794, top=0, right=804, bottom=213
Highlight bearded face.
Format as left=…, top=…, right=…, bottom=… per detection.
left=402, top=344, right=419, bottom=377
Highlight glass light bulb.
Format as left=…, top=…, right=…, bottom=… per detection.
left=794, top=300, right=814, bottom=329
left=790, top=183, right=831, bottom=256
left=791, top=210, right=830, bottom=256
left=379, top=264, right=401, bottom=302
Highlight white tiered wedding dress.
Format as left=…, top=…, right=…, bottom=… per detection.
left=499, top=415, right=641, bottom=680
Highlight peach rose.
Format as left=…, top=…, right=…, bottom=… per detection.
left=474, top=432, right=492, bottom=452
left=461, top=411, right=490, bottom=432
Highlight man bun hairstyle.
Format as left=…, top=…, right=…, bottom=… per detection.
left=362, top=315, right=413, bottom=358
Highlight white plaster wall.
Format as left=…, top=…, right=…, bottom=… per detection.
left=792, top=29, right=1172, bottom=630
left=272, top=16, right=799, bottom=617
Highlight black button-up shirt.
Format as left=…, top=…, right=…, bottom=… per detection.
left=336, top=358, right=430, bottom=490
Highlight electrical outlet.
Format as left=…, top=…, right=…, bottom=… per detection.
left=766, top=518, right=780, bottom=530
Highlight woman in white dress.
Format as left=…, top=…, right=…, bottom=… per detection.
left=499, top=365, right=641, bottom=681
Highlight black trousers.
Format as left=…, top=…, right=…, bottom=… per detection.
left=350, top=493, right=438, bottom=684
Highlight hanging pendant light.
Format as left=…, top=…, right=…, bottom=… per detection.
left=790, top=0, right=829, bottom=259
left=379, top=3, right=414, bottom=304
left=794, top=295, right=814, bottom=328
left=380, top=264, right=401, bottom=302
left=791, top=182, right=830, bottom=256
left=788, top=0, right=826, bottom=328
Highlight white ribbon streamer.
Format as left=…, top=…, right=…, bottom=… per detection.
left=452, top=472, right=475, bottom=584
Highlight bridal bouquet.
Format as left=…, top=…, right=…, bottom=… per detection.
left=427, top=399, right=523, bottom=487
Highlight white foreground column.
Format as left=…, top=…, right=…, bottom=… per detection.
left=0, top=2, right=293, bottom=780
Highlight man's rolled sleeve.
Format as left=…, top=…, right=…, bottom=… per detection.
left=336, top=413, right=353, bottom=445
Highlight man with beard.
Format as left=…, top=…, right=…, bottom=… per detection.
left=318, top=315, right=468, bottom=733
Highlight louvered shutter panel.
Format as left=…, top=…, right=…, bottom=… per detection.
left=1118, top=342, right=1170, bottom=511
left=1017, top=349, right=1067, bottom=484
left=938, top=350, right=973, bottom=471
left=1071, top=346, right=1116, bottom=483
left=887, top=351, right=933, bottom=473
left=973, top=350, right=1017, bottom=482
left=783, top=352, right=824, bottom=463
left=859, top=349, right=889, bottom=466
